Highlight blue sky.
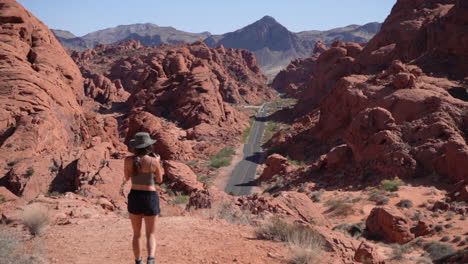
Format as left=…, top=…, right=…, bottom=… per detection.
left=18, top=0, right=397, bottom=37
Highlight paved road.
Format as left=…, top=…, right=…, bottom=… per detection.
left=224, top=104, right=268, bottom=196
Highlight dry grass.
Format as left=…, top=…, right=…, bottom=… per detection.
left=0, top=230, right=48, bottom=264
left=256, top=218, right=324, bottom=264
left=22, top=204, right=50, bottom=236
left=204, top=203, right=252, bottom=225
left=324, top=199, right=354, bottom=216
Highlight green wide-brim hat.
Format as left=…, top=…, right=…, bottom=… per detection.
left=129, top=132, right=156, bottom=149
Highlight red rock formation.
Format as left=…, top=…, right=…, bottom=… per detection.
left=366, top=206, right=414, bottom=244
left=271, top=41, right=330, bottom=98
left=258, top=154, right=297, bottom=182
left=163, top=160, right=203, bottom=194
left=71, top=40, right=275, bottom=150
left=83, top=74, right=129, bottom=104
left=354, top=242, right=386, bottom=264
left=0, top=0, right=123, bottom=199
left=123, top=111, right=194, bottom=160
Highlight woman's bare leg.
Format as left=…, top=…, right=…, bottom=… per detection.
left=129, top=213, right=144, bottom=260
left=144, top=215, right=158, bottom=258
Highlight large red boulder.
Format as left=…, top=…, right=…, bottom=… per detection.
left=258, top=154, right=296, bottom=182
left=366, top=206, right=414, bottom=244
left=163, top=161, right=203, bottom=194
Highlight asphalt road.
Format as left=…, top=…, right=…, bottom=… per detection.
left=224, top=104, right=268, bottom=196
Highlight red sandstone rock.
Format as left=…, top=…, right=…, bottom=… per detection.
left=354, top=241, right=385, bottom=264
left=83, top=74, right=129, bottom=104
left=271, top=41, right=328, bottom=97
left=410, top=219, right=435, bottom=237
left=0, top=0, right=126, bottom=199
left=163, top=161, right=203, bottom=194
left=258, top=154, right=296, bottom=182
left=124, top=111, right=194, bottom=161
left=0, top=186, right=18, bottom=201
left=366, top=206, right=414, bottom=244
left=449, top=180, right=468, bottom=202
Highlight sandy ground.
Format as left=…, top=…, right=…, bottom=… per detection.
left=45, top=214, right=288, bottom=264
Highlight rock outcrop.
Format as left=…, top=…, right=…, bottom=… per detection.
left=271, top=41, right=328, bottom=97
left=72, top=40, right=275, bottom=151
left=163, top=161, right=203, bottom=194
left=0, top=0, right=123, bottom=199
left=366, top=206, right=414, bottom=244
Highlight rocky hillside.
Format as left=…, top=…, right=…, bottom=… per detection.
left=0, top=0, right=124, bottom=200
left=267, top=0, right=468, bottom=184
left=53, top=18, right=380, bottom=78
left=0, top=0, right=275, bottom=202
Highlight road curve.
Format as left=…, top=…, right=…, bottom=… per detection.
left=224, top=104, right=268, bottom=196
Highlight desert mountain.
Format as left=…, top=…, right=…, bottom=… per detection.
left=52, top=23, right=211, bottom=51
left=205, top=16, right=381, bottom=77
left=53, top=18, right=380, bottom=77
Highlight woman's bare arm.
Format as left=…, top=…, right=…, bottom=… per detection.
left=120, top=158, right=132, bottom=196
left=153, top=156, right=164, bottom=184
left=124, top=157, right=132, bottom=182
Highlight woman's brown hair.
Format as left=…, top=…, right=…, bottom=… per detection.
left=132, top=145, right=153, bottom=175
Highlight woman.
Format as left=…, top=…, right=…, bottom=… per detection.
left=123, top=132, right=164, bottom=264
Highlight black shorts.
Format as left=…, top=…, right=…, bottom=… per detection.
left=127, top=189, right=161, bottom=216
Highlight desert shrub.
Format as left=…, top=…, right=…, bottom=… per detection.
left=309, top=190, right=324, bottom=202
left=173, top=195, right=189, bottom=205
left=423, top=242, right=456, bottom=261
left=396, top=199, right=414, bottom=208
left=440, top=236, right=450, bottom=242
left=0, top=195, right=6, bottom=203
left=209, top=147, right=235, bottom=168
left=7, top=161, right=16, bottom=166
left=288, top=229, right=323, bottom=264
left=452, top=236, right=461, bottom=243
left=435, top=225, right=443, bottom=232
left=381, top=177, right=404, bottom=192
left=22, top=204, right=49, bottom=236
left=368, top=190, right=390, bottom=205
left=48, top=165, right=59, bottom=172
left=256, top=218, right=324, bottom=264
left=25, top=167, right=35, bottom=177
left=0, top=230, right=47, bottom=264
left=208, top=203, right=252, bottom=225
left=444, top=223, right=453, bottom=229
left=332, top=222, right=365, bottom=238
left=324, top=199, right=354, bottom=216
left=390, top=243, right=414, bottom=261
left=287, top=157, right=306, bottom=166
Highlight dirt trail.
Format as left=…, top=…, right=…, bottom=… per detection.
left=45, top=215, right=287, bottom=264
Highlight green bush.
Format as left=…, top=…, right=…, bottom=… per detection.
left=209, top=147, right=235, bottom=168
left=381, top=177, right=404, bottom=192
left=174, top=195, right=189, bottom=205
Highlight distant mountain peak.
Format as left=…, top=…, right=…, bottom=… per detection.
left=259, top=15, right=277, bottom=23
